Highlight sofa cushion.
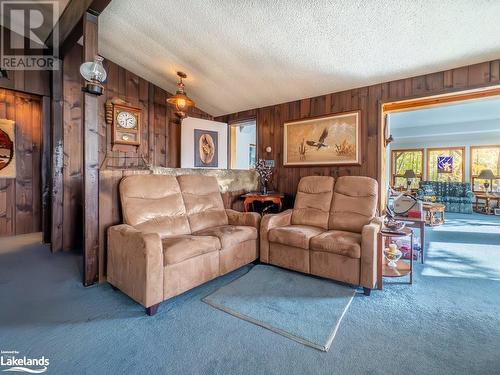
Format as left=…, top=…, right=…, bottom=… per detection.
left=162, top=235, right=221, bottom=265
left=291, top=176, right=334, bottom=229
left=310, top=230, right=362, bottom=258
left=195, top=225, right=257, bottom=248
left=268, top=225, right=324, bottom=250
left=120, top=175, right=191, bottom=238
left=177, top=175, right=228, bottom=233
left=329, top=176, right=378, bottom=233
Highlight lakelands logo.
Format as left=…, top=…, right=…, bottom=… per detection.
left=0, top=351, right=49, bottom=373
left=0, top=0, right=59, bottom=70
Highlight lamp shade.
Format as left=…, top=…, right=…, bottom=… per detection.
left=477, top=169, right=495, bottom=179
left=403, top=169, right=416, bottom=179
left=167, top=71, right=195, bottom=117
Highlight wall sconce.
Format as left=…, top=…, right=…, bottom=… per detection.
left=80, top=55, right=107, bottom=95
left=0, top=69, right=8, bottom=79
left=167, top=71, right=195, bottom=119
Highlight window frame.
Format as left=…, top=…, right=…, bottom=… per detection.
left=470, top=144, right=500, bottom=192
left=391, top=148, right=424, bottom=188
left=228, top=117, right=257, bottom=170
left=426, top=146, right=465, bottom=183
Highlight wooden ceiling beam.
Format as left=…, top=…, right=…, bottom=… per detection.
left=45, top=0, right=112, bottom=57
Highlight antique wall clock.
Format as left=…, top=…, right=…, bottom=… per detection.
left=107, top=100, right=142, bottom=150
left=112, top=103, right=141, bottom=147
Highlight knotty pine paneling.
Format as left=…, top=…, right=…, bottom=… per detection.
left=60, top=44, right=212, bottom=251
left=0, top=89, right=42, bottom=237
left=216, top=59, right=500, bottom=197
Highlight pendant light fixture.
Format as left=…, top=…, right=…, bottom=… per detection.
left=167, top=71, right=195, bottom=118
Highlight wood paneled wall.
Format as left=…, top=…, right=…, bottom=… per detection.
left=216, top=60, right=500, bottom=197
left=58, top=44, right=212, bottom=251
left=0, top=89, right=42, bottom=236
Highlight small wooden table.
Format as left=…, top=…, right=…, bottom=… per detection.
left=394, top=215, right=425, bottom=263
left=423, top=203, right=445, bottom=226
left=242, top=192, right=284, bottom=213
left=377, top=227, right=414, bottom=289
left=474, top=193, right=500, bottom=215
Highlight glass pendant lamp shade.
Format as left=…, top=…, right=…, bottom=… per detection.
left=167, top=71, right=195, bottom=117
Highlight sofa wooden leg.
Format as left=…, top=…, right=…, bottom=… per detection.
left=363, top=287, right=371, bottom=296
left=146, top=304, right=159, bottom=316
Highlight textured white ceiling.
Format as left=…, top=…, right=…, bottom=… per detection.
left=99, top=0, right=500, bottom=117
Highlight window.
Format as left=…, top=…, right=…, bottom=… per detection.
left=427, top=147, right=464, bottom=182
left=229, top=119, right=257, bottom=169
left=471, top=145, right=500, bottom=192
left=391, top=149, right=423, bottom=189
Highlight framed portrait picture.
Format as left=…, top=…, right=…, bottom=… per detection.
left=283, top=110, right=361, bottom=166
left=194, top=129, right=218, bottom=168
left=0, top=119, right=16, bottom=178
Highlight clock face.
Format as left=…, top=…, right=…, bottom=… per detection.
left=116, top=111, right=137, bottom=129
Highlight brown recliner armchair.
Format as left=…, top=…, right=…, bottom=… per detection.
left=107, top=174, right=260, bottom=315
left=260, top=175, right=381, bottom=294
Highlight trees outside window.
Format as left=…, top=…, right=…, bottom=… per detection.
left=391, top=149, right=423, bottom=189
left=471, top=145, right=500, bottom=192
left=427, top=147, right=464, bottom=182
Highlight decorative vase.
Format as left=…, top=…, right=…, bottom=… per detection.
left=384, top=243, right=402, bottom=268
left=261, top=181, right=268, bottom=195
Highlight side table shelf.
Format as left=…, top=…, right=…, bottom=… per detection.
left=377, top=227, right=414, bottom=289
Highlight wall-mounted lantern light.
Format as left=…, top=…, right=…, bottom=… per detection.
left=80, top=55, right=107, bottom=96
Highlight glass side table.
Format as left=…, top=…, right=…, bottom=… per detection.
left=377, top=227, right=414, bottom=289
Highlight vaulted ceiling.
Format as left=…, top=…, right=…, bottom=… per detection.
left=99, top=0, right=500, bottom=117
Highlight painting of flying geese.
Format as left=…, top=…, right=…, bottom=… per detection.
left=283, top=111, right=361, bottom=166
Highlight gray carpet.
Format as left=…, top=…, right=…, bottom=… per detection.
left=1, top=213, right=500, bottom=374
left=203, top=265, right=355, bottom=351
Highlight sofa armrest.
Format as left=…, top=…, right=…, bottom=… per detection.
left=360, top=217, right=383, bottom=290
left=226, top=209, right=261, bottom=229
left=107, top=224, right=163, bottom=308
left=259, top=209, right=293, bottom=263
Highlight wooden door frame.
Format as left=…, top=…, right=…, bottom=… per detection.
left=378, top=85, right=500, bottom=213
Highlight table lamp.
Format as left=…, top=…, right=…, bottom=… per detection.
left=403, top=169, right=416, bottom=191
left=477, top=169, right=495, bottom=193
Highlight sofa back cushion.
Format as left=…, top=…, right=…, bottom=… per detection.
left=177, top=175, right=228, bottom=232
left=120, top=175, right=191, bottom=238
left=291, top=176, right=335, bottom=229
left=329, top=176, right=378, bottom=233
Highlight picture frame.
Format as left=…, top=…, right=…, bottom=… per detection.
left=283, top=110, right=361, bottom=166
left=0, top=119, right=16, bottom=178
left=194, top=128, right=219, bottom=168
left=494, top=208, right=500, bottom=216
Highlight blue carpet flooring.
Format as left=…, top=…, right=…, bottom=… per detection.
left=1, top=213, right=499, bottom=374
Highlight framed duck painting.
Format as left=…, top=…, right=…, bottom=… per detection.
left=283, top=110, right=361, bottom=166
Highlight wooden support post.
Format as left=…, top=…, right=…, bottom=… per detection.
left=51, top=64, right=64, bottom=252
left=82, top=11, right=99, bottom=286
